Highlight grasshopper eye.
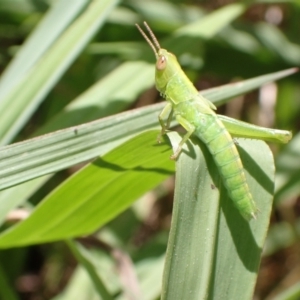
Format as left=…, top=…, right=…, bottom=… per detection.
left=156, top=55, right=167, bottom=70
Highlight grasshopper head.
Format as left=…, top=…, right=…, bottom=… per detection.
left=136, top=22, right=182, bottom=94
left=155, top=49, right=181, bottom=93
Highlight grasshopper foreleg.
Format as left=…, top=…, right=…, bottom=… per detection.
left=157, top=102, right=173, bottom=143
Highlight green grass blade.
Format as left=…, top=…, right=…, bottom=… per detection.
left=0, top=104, right=162, bottom=191
left=0, top=69, right=295, bottom=192
left=162, top=133, right=274, bottom=299
left=204, top=67, right=298, bottom=106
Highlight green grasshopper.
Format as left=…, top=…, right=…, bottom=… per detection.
left=136, top=22, right=292, bottom=221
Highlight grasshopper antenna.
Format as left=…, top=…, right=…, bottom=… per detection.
left=143, top=21, right=161, bottom=50
left=135, top=22, right=161, bottom=56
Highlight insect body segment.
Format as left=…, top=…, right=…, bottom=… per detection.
left=136, top=22, right=258, bottom=220
left=195, top=113, right=257, bottom=220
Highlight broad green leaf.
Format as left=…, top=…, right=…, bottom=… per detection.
left=0, top=131, right=174, bottom=248
left=162, top=133, right=274, bottom=299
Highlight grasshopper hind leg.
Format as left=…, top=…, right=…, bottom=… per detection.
left=171, top=115, right=195, bottom=160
